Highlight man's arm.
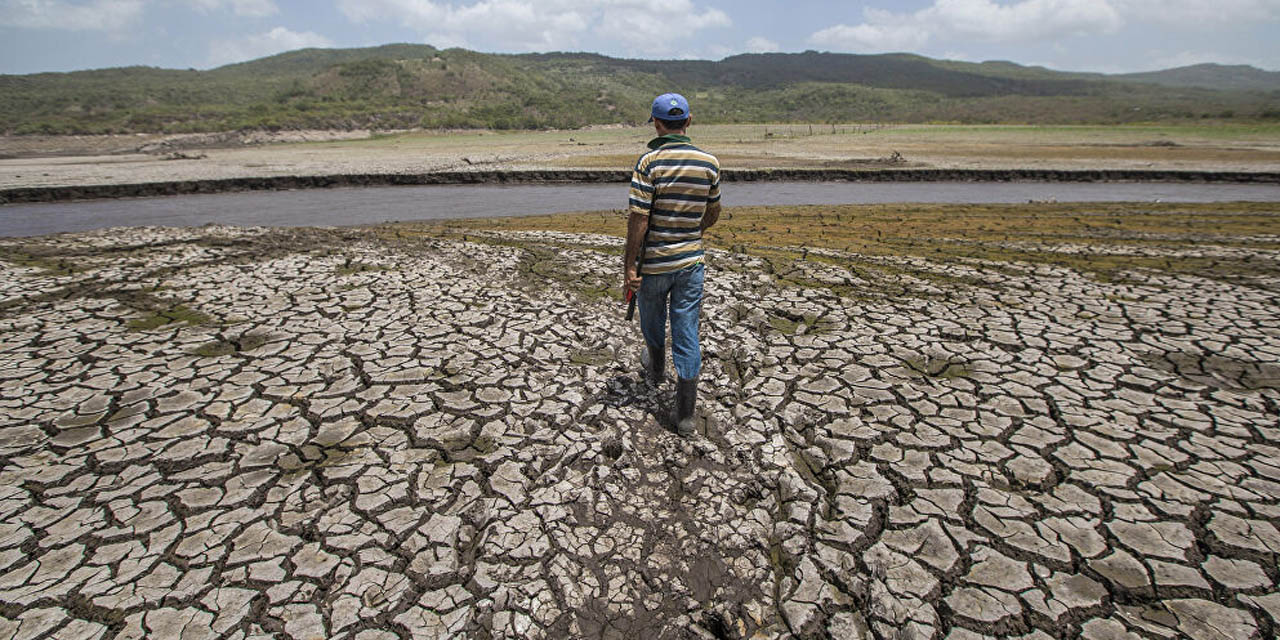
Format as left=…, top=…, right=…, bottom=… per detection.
left=623, top=211, right=649, bottom=293
left=701, top=171, right=722, bottom=232
left=624, top=158, right=654, bottom=293
left=701, top=202, right=720, bottom=232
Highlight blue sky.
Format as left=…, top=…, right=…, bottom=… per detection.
left=2, top=0, right=1278, bottom=75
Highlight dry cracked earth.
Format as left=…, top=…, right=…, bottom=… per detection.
left=0, top=220, right=1278, bottom=640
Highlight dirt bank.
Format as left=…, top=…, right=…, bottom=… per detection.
left=6, top=125, right=1280, bottom=193
left=2, top=168, right=1278, bottom=205
left=0, top=130, right=389, bottom=158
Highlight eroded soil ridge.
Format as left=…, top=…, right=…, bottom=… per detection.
left=0, top=223, right=1278, bottom=639
left=3, top=169, right=1279, bottom=205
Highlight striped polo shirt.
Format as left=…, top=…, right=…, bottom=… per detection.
left=628, top=134, right=722, bottom=275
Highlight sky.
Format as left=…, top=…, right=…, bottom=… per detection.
left=1, top=0, right=1278, bottom=75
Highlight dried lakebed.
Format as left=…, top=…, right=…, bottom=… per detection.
left=0, top=219, right=1278, bottom=640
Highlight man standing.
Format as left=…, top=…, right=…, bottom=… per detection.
left=623, top=92, right=721, bottom=437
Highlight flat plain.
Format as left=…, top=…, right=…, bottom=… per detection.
left=3, top=123, right=1280, bottom=189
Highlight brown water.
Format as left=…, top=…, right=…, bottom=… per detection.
left=2, top=181, right=1278, bottom=237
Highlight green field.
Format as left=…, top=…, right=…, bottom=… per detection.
left=392, top=201, right=1280, bottom=287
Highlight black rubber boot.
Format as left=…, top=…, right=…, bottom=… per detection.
left=674, top=377, right=697, bottom=437
left=641, top=343, right=666, bottom=386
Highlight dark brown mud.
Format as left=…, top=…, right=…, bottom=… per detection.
left=3, top=169, right=1279, bottom=205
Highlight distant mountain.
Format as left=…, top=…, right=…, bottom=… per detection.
left=2, top=45, right=1276, bottom=135
left=1114, top=63, right=1280, bottom=92
left=531, top=51, right=1102, bottom=97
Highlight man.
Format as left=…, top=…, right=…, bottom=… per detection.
left=623, top=92, right=721, bottom=437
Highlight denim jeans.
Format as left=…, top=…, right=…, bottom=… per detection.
left=638, top=262, right=704, bottom=380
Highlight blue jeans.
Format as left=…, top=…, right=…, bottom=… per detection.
left=639, top=262, right=704, bottom=380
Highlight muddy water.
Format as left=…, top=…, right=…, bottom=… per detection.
left=2, top=181, right=1278, bottom=237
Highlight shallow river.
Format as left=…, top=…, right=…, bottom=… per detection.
left=3, top=181, right=1278, bottom=237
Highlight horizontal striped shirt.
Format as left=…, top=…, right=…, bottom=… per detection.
left=628, top=135, right=721, bottom=275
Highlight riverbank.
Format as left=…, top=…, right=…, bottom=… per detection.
left=4, top=123, right=1279, bottom=193
left=3, top=168, right=1279, bottom=205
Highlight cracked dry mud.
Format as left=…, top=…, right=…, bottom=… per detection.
left=0, top=220, right=1278, bottom=640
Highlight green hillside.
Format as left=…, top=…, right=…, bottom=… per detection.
left=2, top=44, right=1277, bottom=135
left=1115, top=63, right=1280, bottom=92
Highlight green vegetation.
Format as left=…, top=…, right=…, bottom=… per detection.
left=902, top=355, right=972, bottom=380
left=2, top=45, right=1277, bottom=134
left=407, top=201, right=1280, bottom=286
left=192, top=334, right=268, bottom=357
left=335, top=260, right=390, bottom=276
left=0, top=248, right=82, bottom=276
left=569, top=347, right=614, bottom=366
left=128, top=304, right=211, bottom=331
left=1115, top=63, right=1280, bottom=92
left=764, top=309, right=836, bottom=336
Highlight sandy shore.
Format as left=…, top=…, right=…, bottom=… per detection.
left=4, top=124, right=1280, bottom=191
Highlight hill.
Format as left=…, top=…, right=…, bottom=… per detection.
left=1115, top=63, right=1280, bottom=92
left=2, top=45, right=1277, bottom=135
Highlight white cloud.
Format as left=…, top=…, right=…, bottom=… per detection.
left=190, top=0, right=279, bottom=17
left=337, top=0, right=729, bottom=53
left=207, top=26, right=332, bottom=66
left=0, top=0, right=144, bottom=30
left=811, top=21, right=929, bottom=52
left=810, top=0, right=1123, bottom=52
left=598, top=0, right=729, bottom=51
left=2, top=0, right=282, bottom=32
left=934, top=0, right=1121, bottom=41
left=745, top=36, right=780, bottom=53
left=706, top=43, right=734, bottom=59
left=422, top=30, right=470, bottom=49
left=339, top=0, right=586, bottom=50
left=1114, top=0, right=1280, bottom=26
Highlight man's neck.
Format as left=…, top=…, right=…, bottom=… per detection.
left=648, top=132, right=691, bottom=149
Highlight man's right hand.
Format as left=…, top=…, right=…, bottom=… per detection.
left=623, top=268, right=642, bottom=298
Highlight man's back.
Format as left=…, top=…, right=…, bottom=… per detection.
left=628, top=137, right=721, bottom=276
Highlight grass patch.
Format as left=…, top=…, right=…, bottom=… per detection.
left=192, top=334, right=268, bottom=357
left=0, top=249, right=83, bottom=277
left=128, top=304, right=211, bottom=331
left=471, top=434, right=499, bottom=455
left=392, top=201, right=1280, bottom=285
left=768, top=314, right=802, bottom=335
left=569, top=347, right=614, bottom=366
left=764, top=309, right=838, bottom=336
left=193, top=341, right=237, bottom=358
left=573, top=282, right=617, bottom=304
left=336, top=260, right=391, bottom=276
left=902, top=355, right=971, bottom=380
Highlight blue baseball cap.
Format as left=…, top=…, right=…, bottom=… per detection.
left=649, top=93, right=690, bottom=122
